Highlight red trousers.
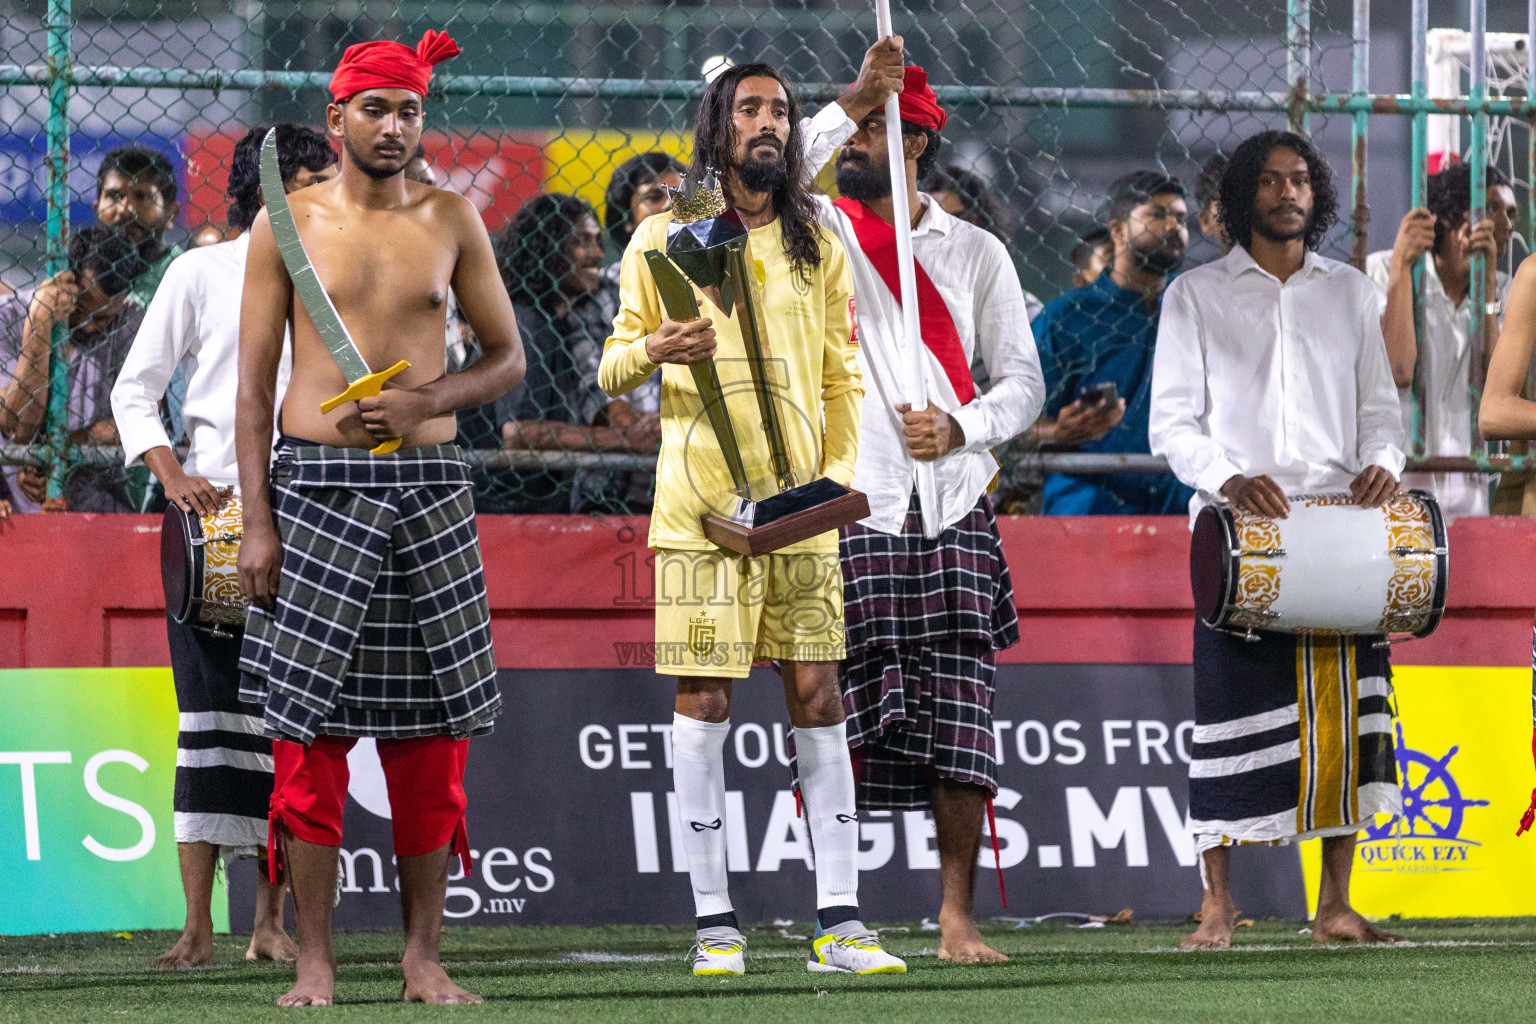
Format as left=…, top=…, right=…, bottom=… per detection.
left=268, top=735, right=471, bottom=883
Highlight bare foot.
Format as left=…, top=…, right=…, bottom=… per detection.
left=402, top=957, right=483, bottom=1005
left=247, top=925, right=299, bottom=962
left=1312, top=908, right=1402, bottom=945
left=154, top=929, right=214, bottom=968
left=936, top=912, right=1008, bottom=964
left=277, top=955, right=335, bottom=1007
left=1182, top=891, right=1235, bottom=951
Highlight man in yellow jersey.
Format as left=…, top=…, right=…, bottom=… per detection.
left=600, top=61, right=904, bottom=978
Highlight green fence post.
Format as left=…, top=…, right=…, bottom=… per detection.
left=1527, top=0, right=1536, bottom=409
left=1351, top=0, right=1370, bottom=271
left=1287, top=0, right=1311, bottom=134
left=1409, top=0, right=1429, bottom=461
left=1469, top=0, right=1489, bottom=459
left=42, top=0, right=72, bottom=504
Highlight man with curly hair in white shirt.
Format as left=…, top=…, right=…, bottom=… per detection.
left=1150, top=129, right=1406, bottom=952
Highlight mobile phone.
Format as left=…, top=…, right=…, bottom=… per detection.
left=1078, top=381, right=1118, bottom=406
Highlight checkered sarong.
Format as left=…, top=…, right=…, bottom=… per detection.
left=840, top=494, right=1018, bottom=651
left=839, top=494, right=1019, bottom=808
left=239, top=440, right=499, bottom=744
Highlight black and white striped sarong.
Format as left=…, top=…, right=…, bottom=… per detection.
left=1188, top=623, right=1400, bottom=852
left=239, top=439, right=499, bottom=744
left=169, top=617, right=270, bottom=854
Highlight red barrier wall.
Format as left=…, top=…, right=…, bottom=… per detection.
left=0, top=514, right=1531, bottom=669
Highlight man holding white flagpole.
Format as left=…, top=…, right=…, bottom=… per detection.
left=796, top=43, right=1045, bottom=962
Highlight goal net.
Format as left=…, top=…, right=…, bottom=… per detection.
left=1426, top=28, right=1530, bottom=178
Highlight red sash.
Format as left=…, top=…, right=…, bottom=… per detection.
left=833, top=196, right=975, bottom=404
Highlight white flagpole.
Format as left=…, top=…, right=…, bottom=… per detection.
left=874, top=0, right=942, bottom=539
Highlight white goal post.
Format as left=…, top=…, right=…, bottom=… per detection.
left=1426, top=28, right=1530, bottom=175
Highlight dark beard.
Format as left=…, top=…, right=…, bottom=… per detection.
left=1252, top=205, right=1311, bottom=243
left=835, top=153, right=889, bottom=202
left=1131, top=235, right=1185, bottom=275
left=342, top=134, right=404, bottom=180
left=737, top=151, right=788, bottom=193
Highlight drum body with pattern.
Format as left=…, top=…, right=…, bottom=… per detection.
left=1189, top=490, right=1447, bottom=638
left=162, top=494, right=248, bottom=634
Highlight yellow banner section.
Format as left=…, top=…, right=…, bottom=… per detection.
left=1301, top=666, right=1536, bottom=918
left=543, top=131, right=691, bottom=216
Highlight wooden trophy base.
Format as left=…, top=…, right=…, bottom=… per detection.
left=701, top=477, right=871, bottom=556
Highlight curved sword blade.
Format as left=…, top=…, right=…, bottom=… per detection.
left=259, top=129, right=370, bottom=383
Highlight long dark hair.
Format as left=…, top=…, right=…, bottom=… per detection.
left=1218, top=129, right=1338, bottom=252
left=497, top=192, right=596, bottom=312
left=690, top=62, right=822, bottom=286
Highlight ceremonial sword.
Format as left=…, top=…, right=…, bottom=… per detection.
left=258, top=128, right=410, bottom=455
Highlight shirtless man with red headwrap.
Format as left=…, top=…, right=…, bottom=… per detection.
left=235, top=30, right=525, bottom=1006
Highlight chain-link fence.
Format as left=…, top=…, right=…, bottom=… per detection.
left=0, top=0, right=1530, bottom=515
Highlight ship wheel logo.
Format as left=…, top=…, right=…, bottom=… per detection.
left=1364, top=723, right=1490, bottom=844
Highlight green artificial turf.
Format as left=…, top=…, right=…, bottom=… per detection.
left=3, top=919, right=1536, bottom=1023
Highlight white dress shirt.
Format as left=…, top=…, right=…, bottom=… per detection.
left=112, top=234, right=292, bottom=487
left=1363, top=249, right=1509, bottom=520
left=1149, top=245, right=1406, bottom=522
left=799, top=104, right=1046, bottom=533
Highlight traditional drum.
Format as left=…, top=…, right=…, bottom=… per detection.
left=162, top=493, right=248, bottom=636
left=1190, top=491, right=1447, bottom=640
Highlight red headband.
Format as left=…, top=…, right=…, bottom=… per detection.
left=898, top=66, right=946, bottom=131
left=329, top=29, right=461, bottom=103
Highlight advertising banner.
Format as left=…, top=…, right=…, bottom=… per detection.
left=179, top=128, right=547, bottom=235
left=34, top=664, right=1523, bottom=934
left=229, top=665, right=1304, bottom=932
left=0, top=669, right=225, bottom=935
left=1301, top=666, right=1536, bottom=918
left=0, top=131, right=185, bottom=227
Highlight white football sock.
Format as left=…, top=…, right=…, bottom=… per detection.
left=794, top=721, right=860, bottom=911
left=671, top=713, right=733, bottom=919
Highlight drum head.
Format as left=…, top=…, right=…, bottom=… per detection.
left=1190, top=505, right=1234, bottom=626
left=161, top=504, right=195, bottom=623
left=1412, top=490, right=1450, bottom=640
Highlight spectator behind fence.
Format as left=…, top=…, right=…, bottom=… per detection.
left=1367, top=162, right=1517, bottom=520
left=404, top=143, right=437, bottom=187
left=926, top=164, right=1008, bottom=238
left=1070, top=226, right=1112, bottom=288
left=476, top=193, right=661, bottom=513
left=0, top=225, right=149, bottom=512
left=924, top=164, right=1043, bottom=328
left=1195, top=151, right=1230, bottom=253
left=95, top=145, right=181, bottom=306
left=603, top=152, right=684, bottom=280
left=1029, top=170, right=1195, bottom=515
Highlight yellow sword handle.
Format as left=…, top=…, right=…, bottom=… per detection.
left=318, top=359, right=412, bottom=456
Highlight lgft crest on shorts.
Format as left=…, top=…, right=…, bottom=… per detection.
left=688, top=615, right=717, bottom=658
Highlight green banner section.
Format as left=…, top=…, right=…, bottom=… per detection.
left=0, top=668, right=226, bottom=935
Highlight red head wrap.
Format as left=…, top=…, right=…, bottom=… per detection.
left=897, top=66, right=946, bottom=131
left=328, top=29, right=461, bottom=103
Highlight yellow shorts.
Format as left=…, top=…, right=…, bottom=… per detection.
left=653, top=548, right=845, bottom=678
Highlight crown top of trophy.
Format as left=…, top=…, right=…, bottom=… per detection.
left=663, top=165, right=751, bottom=300
left=668, top=167, right=728, bottom=224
